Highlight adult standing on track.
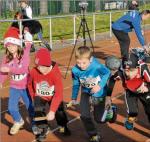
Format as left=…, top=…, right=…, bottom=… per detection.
left=19, top=0, right=32, bottom=19
left=112, top=10, right=150, bottom=63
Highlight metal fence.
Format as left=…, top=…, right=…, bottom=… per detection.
left=0, top=0, right=150, bottom=18
left=1, top=10, right=150, bottom=49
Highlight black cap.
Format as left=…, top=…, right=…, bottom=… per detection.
left=122, top=53, right=139, bottom=69
left=145, top=56, right=150, bottom=63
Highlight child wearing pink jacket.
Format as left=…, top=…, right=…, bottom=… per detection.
left=0, top=27, right=33, bottom=135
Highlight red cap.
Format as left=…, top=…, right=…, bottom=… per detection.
left=35, top=48, right=51, bottom=66
left=4, top=27, right=21, bottom=47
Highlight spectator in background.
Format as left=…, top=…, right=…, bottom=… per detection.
left=128, top=0, right=139, bottom=11
left=19, top=0, right=32, bottom=19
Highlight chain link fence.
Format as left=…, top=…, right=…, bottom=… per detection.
left=0, top=0, right=150, bottom=18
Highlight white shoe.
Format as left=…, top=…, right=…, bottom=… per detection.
left=10, top=120, right=24, bottom=135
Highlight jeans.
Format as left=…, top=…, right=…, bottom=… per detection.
left=8, top=87, right=34, bottom=122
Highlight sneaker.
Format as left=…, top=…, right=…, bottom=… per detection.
left=107, top=105, right=117, bottom=123
left=58, top=126, right=71, bottom=136
left=36, top=134, right=46, bottom=142
left=30, top=45, right=36, bottom=52
left=10, top=120, right=24, bottom=135
left=32, top=125, right=43, bottom=135
left=36, top=127, right=50, bottom=142
left=124, top=118, right=134, bottom=130
left=89, top=135, right=101, bottom=142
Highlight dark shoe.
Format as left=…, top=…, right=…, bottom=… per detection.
left=32, top=125, right=43, bottom=135
left=59, top=126, right=71, bottom=136
left=36, top=134, right=46, bottom=142
left=30, top=44, right=36, bottom=52
left=124, top=118, right=134, bottom=130
left=35, top=126, right=50, bottom=142
left=89, top=135, right=101, bottom=142
left=107, top=104, right=117, bottom=123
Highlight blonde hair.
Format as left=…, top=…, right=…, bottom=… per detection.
left=75, top=46, right=92, bottom=59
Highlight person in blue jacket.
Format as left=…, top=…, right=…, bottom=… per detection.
left=112, top=10, right=150, bottom=63
left=70, top=46, right=117, bottom=142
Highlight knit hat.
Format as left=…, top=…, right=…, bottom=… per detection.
left=105, top=56, right=121, bottom=71
left=35, top=48, right=51, bottom=66
left=4, top=27, right=21, bottom=47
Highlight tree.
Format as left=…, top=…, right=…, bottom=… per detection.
left=40, top=0, right=48, bottom=15
left=63, top=0, right=69, bottom=14
left=95, top=0, right=100, bottom=11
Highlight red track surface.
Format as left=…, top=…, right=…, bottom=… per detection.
left=0, top=31, right=150, bottom=142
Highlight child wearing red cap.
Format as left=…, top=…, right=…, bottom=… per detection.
left=28, top=48, right=71, bottom=141
left=0, top=27, right=33, bottom=135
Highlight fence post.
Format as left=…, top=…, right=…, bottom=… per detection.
left=49, top=18, right=53, bottom=49
left=73, top=15, right=76, bottom=45
left=19, top=20, right=23, bottom=48
left=109, top=12, right=112, bottom=38
left=93, top=13, right=96, bottom=41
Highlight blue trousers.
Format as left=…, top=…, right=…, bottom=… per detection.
left=8, top=88, right=33, bottom=122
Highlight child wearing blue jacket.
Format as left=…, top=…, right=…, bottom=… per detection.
left=70, top=46, right=117, bottom=142
left=112, top=10, right=150, bottom=62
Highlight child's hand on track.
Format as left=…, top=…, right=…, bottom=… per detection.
left=66, top=100, right=79, bottom=108
left=46, top=111, right=55, bottom=121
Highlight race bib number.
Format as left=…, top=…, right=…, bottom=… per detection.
left=80, top=76, right=101, bottom=88
left=36, top=81, right=54, bottom=96
left=11, top=73, right=27, bottom=81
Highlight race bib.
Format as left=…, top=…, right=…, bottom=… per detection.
left=36, top=81, right=54, bottom=96
left=80, top=76, right=101, bottom=88
left=11, top=73, right=27, bottom=81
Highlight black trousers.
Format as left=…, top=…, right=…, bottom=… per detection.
left=112, top=28, right=130, bottom=61
left=33, top=96, right=68, bottom=128
left=125, top=90, right=150, bottom=123
left=80, top=93, right=105, bottom=137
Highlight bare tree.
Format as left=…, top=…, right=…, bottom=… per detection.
left=0, top=0, right=1, bottom=17
left=63, top=0, right=69, bottom=14
left=95, top=0, right=100, bottom=11
left=40, top=0, right=48, bottom=15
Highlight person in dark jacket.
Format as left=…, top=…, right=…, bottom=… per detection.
left=106, top=54, right=150, bottom=130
